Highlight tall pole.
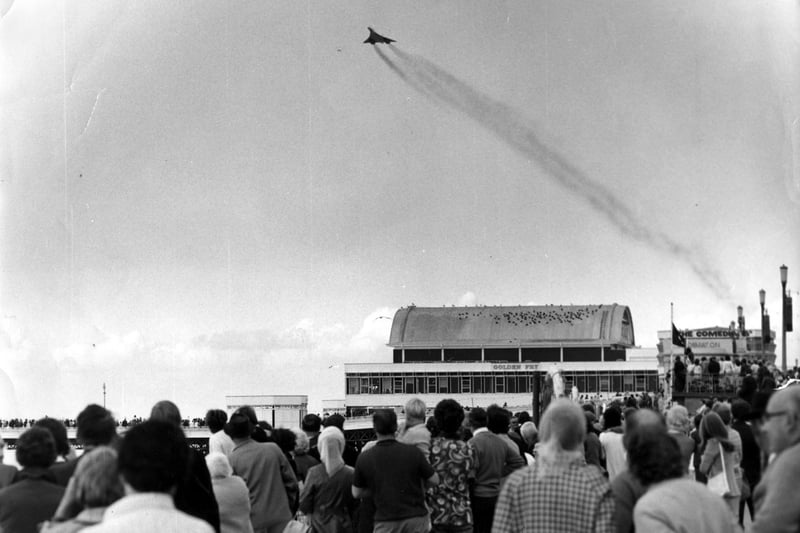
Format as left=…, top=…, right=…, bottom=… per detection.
left=781, top=265, right=788, bottom=373
left=669, top=302, right=674, bottom=404
left=760, top=289, right=766, bottom=361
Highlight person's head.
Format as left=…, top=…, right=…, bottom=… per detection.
left=666, top=405, right=690, bottom=434
left=318, top=426, right=346, bottom=476
left=622, top=406, right=637, bottom=427
left=520, top=421, right=538, bottom=446
left=467, top=407, right=487, bottom=430
left=372, top=409, right=398, bottom=436
left=150, top=400, right=182, bottom=427
left=302, top=414, right=322, bottom=435
left=404, top=398, right=427, bottom=424
left=740, top=375, right=758, bottom=395
left=622, top=409, right=665, bottom=451
left=700, top=411, right=733, bottom=451
left=487, top=404, right=512, bottom=434
left=584, top=412, right=598, bottom=434
left=271, top=428, right=297, bottom=455
left=253, top=420, right=272, bottom=442
left=292, top=428, right=310, bottom=455
left=539, top=399, right=586, bottom=452
left=73, top=446, right=124, bottom=507
left=16, top=427, right=57, bottom=469
left=517, top=411, right=531, bottom=425
left=205, top=452, right=233, bottom=479
left=626, top=424, right=683, bottom=486
left=205, top=409, right=228, bottom=433
left=433, top=399, right=465, bottom=438
left=731, top=399, right=751, bottom=422
left=322, top=413, right=345, bottom=431
left=118, top=420, right=188, bottom=494
left=426, top=415, right=439, bottom=438
left=76, top=404, right=117, bottom=448
left=601, top=405, right=622, bottom=430
left=712, top=402, right=733, bottom=426
left=224, top=406, right=257, bottom=440
left=34, top=417, right=70, bottom=457
left=761, top=386, right=800, bottom=455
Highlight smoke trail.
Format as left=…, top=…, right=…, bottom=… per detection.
left=377, top=46, right=730, bottom=301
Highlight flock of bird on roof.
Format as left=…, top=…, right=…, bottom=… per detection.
left=454, top=305, right=604, bottom=327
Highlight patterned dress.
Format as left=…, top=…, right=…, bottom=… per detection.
left=426, top=437, right=476, bottom=531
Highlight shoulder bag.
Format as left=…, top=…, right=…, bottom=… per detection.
left=706, top=443, right=730, bottom=497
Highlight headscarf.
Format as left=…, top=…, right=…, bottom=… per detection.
left=318, top=426, right=345, bottom=477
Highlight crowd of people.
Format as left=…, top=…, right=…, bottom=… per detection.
left=671, top=349, right=797, bottom=393
left=0, top=379, right=798, bottom=532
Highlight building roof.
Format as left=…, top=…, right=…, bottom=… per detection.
left=389, top=304, right=635, bottom=348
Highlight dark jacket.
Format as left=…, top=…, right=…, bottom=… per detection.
left=0, top=468, right=65, bottom=533
left=174, top=447, right=221, bottom=533
left=731, top=420, right=761, bottom=488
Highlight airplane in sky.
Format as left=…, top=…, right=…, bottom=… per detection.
left=363, top=27, right=395, bottom=45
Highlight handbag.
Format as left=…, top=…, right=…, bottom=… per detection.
left=706, top=443, right=730, bottom=497
left=282, top=519, right=311, bottom=533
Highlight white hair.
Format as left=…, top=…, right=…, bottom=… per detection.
left=205, top=451, right=232, bottom=479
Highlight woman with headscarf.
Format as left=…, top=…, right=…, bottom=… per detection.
left=298, top=426, right=356, bottom=533
left=205, top=452, right=253, bottom=533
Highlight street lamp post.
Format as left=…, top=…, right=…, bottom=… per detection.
left=760, top=289, right=766, bottom=360
left=781, top=265, right=788, bottom=373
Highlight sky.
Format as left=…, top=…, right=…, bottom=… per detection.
left=1, top=1, right=799, bottom=420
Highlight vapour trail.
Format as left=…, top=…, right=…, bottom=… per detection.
left=377, top=46, right=730, bottom=301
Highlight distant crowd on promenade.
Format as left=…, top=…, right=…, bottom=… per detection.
left=671, top=348, right=798, bottom=393
left=0, top=415, right=209, bottom=431
left=1, top=379, right=800, bottom=532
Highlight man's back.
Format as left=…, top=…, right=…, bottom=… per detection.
left=599, top=430, right=626, bottom=480
left=352, top=439, right=433, bottom=522
left=469, top=431, right=525, bottom=498
left=83, top=492, right=213, bottom=533
left=492, top=453, right=614, bottom=533
left=0, top=473, right=65, bottom=533
left=229, top=440, right=296, bottom=531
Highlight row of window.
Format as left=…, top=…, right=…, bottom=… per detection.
left=346, top=371, right=658, bottom=396
left=394, top=347, right=626, bottom=363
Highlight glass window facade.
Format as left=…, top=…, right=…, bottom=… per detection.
left=394, top=347, right=629, bottom=363
left=445, top=348, right=481, bottom=361
left=346, top=369, right=657, bottom=396
left=522, top=347, right=561, bottom=362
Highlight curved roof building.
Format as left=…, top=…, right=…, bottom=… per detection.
left=344, top=303, right=654, bottom=428
left=390, top=304, right=635, bottom=348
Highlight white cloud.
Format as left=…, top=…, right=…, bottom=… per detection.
left=349, top=307, right=394, bottom=354
left=457, top=291, right=477, bottom=306
left=0, top=307, right=398, bottom=420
